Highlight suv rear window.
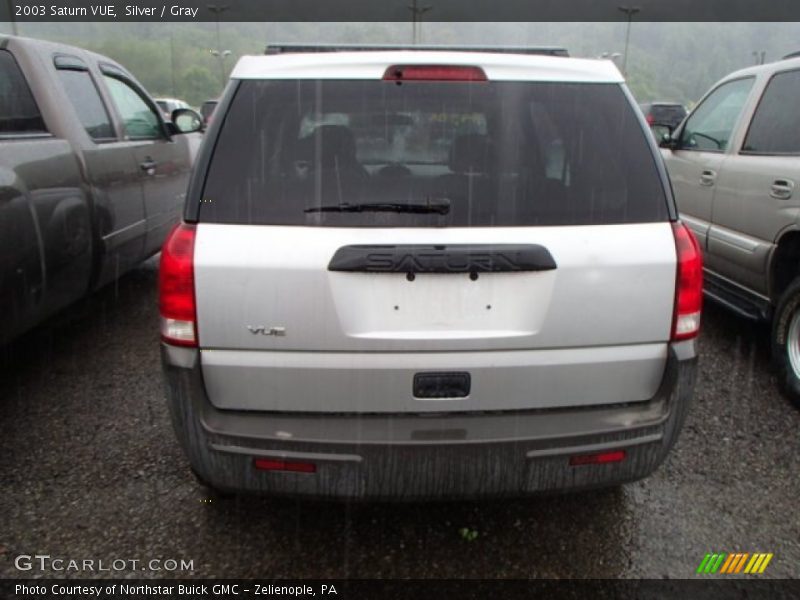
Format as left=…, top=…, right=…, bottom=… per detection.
left=198, top=80, right=668, bottom=227
left=650, top=104, right=686, bottom=124
left=200, top=101, right=217, bottom=120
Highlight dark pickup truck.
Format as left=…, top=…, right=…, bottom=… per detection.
left=0, top=36, right=201, bottom=344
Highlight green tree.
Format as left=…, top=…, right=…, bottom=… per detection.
left=178, top=66, right=218, bottom=107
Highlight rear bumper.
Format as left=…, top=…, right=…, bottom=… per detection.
left=162, top=342, right=697, bottom=500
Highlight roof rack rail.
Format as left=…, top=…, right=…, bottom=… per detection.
left=264, top=43, right=569, bottom=57
left=782, top=50, right=800, bottom=60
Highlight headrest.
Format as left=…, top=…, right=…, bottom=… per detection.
left=449, top=134, right=495, bottom=174
left=302, top=124, right=359, bottom=168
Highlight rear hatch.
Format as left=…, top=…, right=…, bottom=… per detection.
left=190, top=61, right=676, bottom=413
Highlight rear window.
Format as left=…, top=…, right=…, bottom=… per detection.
left=57, top=69, right=115, bottom=141
left=651, top=105, right=687, bottom=123
left=742, top=69, right=800, bottom=155
left=199, top=79, right=668, bottom=227
left=0, top=50, right=47, bottom=136
left=201, top=101, right=217, bottom=119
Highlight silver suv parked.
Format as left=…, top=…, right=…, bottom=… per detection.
left=160, top=47, right=701, bottom=499
left=661, top=55, right=800, bottom=408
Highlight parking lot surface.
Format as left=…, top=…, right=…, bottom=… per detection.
left=1, top=259, right=798, bottom=579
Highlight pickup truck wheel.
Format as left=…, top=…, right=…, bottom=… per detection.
left=771, top=277, right=800, bottom=409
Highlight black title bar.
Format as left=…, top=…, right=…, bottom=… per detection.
left=3, top=0, right=800, bottom=22
left=4, top=579, right=800, bottom=600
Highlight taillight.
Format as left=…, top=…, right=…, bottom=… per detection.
left=159, top=223, right=197, bottom=347
left=672, top=221, right=703, bottom=341
left=645, top=113, right=655, bottom=125
left=383, top=65, right=487, bottom=82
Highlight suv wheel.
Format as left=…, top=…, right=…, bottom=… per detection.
left=771, top=276, right=800, bottom=409
left=190, top=467, right=235, bottom=499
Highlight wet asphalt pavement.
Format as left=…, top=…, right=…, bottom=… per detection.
left=1, top=258, right=798, bottom=580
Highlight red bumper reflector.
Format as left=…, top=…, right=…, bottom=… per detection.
left=254, top=458, right=317, bottom=473
left=569, top=450, right=626, bottom=466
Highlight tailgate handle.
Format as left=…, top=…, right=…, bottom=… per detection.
left=328, top=244, right=557, bottom=273
left=413, top=372, right=471, bottom=399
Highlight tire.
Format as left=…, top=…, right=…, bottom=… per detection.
left=771, top=276, right=800, bottom=409
left=190, top=467, right=236, bottom=500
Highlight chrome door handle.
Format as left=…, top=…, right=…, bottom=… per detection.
left=700, top=170, right=716, bottom=186
left=770, top=179, right=794, bottom=200
left=140, top=158, right=157, bottom=174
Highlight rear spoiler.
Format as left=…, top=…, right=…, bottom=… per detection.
left=265, top=43, right=569, bottom=57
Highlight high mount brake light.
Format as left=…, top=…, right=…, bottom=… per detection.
left=159, top=223, right=197, bottom=347
left=383, top=65, right=488, bottom=82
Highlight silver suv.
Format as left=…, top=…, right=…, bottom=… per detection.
left=159, top=48, right=701, bottom=499
left=661, top=55, right=800, bottom=408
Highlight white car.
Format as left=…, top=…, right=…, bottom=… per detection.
left=159, top=47, right=701, bottom=499
left=155, top=97, right=191, bottom=122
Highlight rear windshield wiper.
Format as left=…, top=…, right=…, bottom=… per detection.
left=305, top=201, right=450, bottom=215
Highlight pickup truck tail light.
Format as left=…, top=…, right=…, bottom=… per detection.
left=159, top=223, right=197, bottom=347
left=671, top=221, right=703, bottom=341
